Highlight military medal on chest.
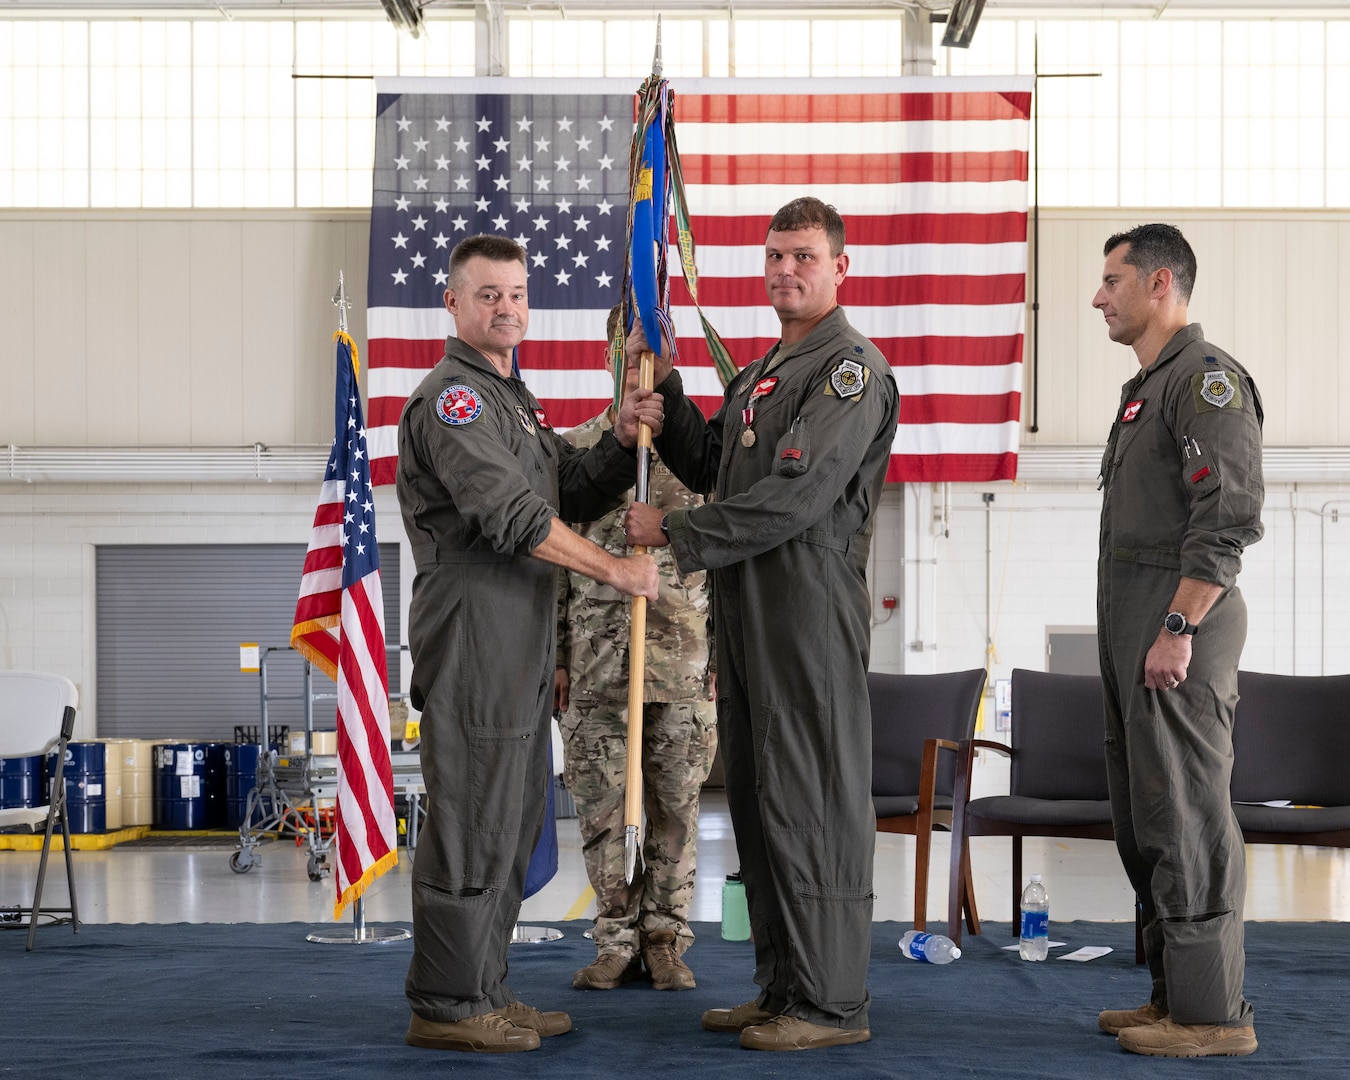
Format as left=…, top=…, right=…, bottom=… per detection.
left=741, top=375, right=778, bottom=448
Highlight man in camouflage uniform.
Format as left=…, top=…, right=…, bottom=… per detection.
left=555, top=306, right=717, bottom=992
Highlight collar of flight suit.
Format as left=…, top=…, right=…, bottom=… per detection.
left=443, top=334, right=515, bottom=382
left=759, top=304, right=851, bottom=377
left=1141, top=322, right=1206, bottom=382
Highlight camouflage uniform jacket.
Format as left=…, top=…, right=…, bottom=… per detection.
left=557, top=411, right=713, bottom=705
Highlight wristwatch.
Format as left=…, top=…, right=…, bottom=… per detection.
left=659, top=515, right=670, bottom=541
left=1163, top=611, right=1198, bottom=636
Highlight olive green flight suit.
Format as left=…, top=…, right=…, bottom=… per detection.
left=397, top=336, right=636, bottom=1023
left=1096, top=323, right=1264, bottom=1027
left=655, top=306, right=900, bottom=1031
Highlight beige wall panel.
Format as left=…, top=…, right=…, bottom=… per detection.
left=1279, top=221, right=1340, bottom=444
left=84, top=221, right=142, bottom=444
left=240, top=221, right=298, bottom=443
left=1230, top=220, right=1289, bottom=444
left=32, top=222, right=88, bottom=443
left=345, top=218, right=372, bottom=356
left=0, top=221, right=37, bottom=443
left=1069, top=217, right=1126, bottom=445
left=188, top=221, right=245, bottom=443
left=1023, top=217, right=1071, bottom=442
left=345, top=219, right=374, bottom=411
left=290, top=217, right=351, bottom=443
left=6, top=209, right=1346, bottom=455
left=1028, top=210, right=1350, bottom=451
left=137, top=220, right=193, bottom=444
left=1340, top=221, right=1350, bottom=442
left=1032, top=216, right=1133, bottom=444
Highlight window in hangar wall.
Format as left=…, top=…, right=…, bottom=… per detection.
left=1, top=13, right=1346, bottom=210
left=95, top=543, right=401, bottom=743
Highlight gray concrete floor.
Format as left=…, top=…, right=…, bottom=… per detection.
left=4, top=756, right=1348, bottom=931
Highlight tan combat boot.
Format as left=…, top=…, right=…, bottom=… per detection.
left=642, top=928, right=696, bottom=990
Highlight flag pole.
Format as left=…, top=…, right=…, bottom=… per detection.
left=623, top=19, right=664, bottom=886
left=305, top=269, right=409, bottom=947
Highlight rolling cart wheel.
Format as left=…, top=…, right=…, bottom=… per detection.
left=229, top=850, right=254, bottom=874
left=307, top=853, right=327, bottom=881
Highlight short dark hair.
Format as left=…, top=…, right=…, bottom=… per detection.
left=768, top=197, right=846, bottom=257
left=448, top=234, right=527, bottom=288
left=1103, top=223, right=1196, bottom=305
left=606, top=302, right=623, bottom=343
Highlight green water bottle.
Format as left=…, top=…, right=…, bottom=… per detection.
left=722, top=872, right=751, bottom=940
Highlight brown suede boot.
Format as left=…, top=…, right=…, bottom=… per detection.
left=702, top=1000, right=778, bottom=1033
left=572, top=950, right=642, bottom=990
left=495, top=1001, right=572, bottom=1037
left=405, top=1011, right=540, bottom=1053
left=1098, top=1001, right=1167, bottom=1035
left=739, top=1016, right=870, bottom=1052
left=1118, top=1019, right=1257, bottom=1058
left=642, top=929, right=696, bottom=990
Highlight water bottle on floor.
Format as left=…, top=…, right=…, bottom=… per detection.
left=1019, top=874, right=1049, bottom=961
left=721, top=872, right=751, bottom=941
left=900, top=929, right=961, bottom=964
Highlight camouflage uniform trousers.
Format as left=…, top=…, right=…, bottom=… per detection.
left=560, top=698, right=717, bottom=958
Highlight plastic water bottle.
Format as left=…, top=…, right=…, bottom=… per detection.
left=1019, top=875, right=1049, bottom=961
left=721, top=873, right=751, bottom=941
left=899, top=929, right=962, bottom=964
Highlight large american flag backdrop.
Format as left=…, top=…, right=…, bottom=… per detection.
left=366, top=76, right=1032, bottom=485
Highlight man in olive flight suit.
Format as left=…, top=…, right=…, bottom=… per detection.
left=1091, top=223, right=1263, bottom=1059
left=397, top=234, right=661, bottom=1055
left=625, top=197, right=899, bottom=1052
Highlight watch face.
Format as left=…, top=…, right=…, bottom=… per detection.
left=1165, top=613, right=1183, bottom=633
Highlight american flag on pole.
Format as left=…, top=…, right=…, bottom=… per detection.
left=367, top=76, right=1031, bottom=485
left=292, top=331, right=399, bottom=920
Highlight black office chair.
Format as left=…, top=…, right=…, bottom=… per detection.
left=1231, top=670, right=1350, bottom=846
left=947, top=668, right=1139, bottom=960
left=869, top=668, right=986, bottom=934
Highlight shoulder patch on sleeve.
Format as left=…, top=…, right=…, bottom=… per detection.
left=435, top=384, right=483, bottom=426
left=824, top=358, right=868, bottom=399
left=1191, top=370, right=1243, bottom=412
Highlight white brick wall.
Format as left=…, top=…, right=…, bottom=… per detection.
left=867, top=480, right=1350, bottom=684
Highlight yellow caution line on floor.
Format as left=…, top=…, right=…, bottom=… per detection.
left=0, top=825, right=152, bottom=851
left=564, top=884, right=596, bottom=922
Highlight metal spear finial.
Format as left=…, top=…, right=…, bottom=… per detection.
left=652, top=14, right=663, bottom=79
left=332, top=270, right=350, bottom=334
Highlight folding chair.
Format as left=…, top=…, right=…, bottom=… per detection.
left=0, top=671, right=81, bottom=950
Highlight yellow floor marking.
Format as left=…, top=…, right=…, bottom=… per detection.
left=564, top=883, right=596, bottom=921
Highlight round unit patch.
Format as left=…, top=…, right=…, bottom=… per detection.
left=436, top=384, right=483, bottom=426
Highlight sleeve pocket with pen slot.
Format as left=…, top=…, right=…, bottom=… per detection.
left=773, top=418, right=809, bottom=478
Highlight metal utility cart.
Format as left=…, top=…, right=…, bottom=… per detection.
left=229, top=646, right=424, bottom=880
left=229, top=647, right=337, bottom=881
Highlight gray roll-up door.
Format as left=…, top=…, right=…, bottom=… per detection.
left=95, top=544, right=400, bottom=741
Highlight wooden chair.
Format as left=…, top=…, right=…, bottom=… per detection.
left=869, top=668, right=986, bottom=934
left=0, top=671, right=81, bottom=950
